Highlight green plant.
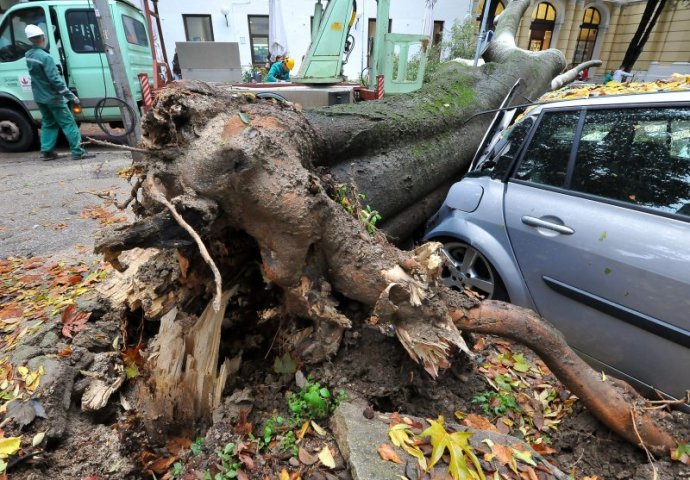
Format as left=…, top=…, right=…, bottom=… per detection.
left=334, top=185, right=382, bottom=236
left=471, top=391, right=522, bottom=417
left=279, top=430, right=298, bottom=456
left=170, top=462, right=184, bottom=479
left=191, top=437, right=204, bottom=456
left=261, top=415, right=285, bottom=447
left=287, top=380, right=347, bottom=422
left=214, top=442, right=242, bottom=479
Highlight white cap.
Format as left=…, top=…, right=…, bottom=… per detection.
left=25, top=24, right=45, bottom=39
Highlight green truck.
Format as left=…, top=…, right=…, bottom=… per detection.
left=0, top=0, right=153, bottom=152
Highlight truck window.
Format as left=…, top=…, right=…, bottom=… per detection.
left=66, top=10, right=103, bottom=53
left=122, top=15, right=148, bottom=47
left=0, top=7, right=47, bottom=63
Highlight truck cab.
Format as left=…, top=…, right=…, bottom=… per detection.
left=0, top=0, right=153, bottom=151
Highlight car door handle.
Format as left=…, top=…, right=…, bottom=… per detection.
left=521, top=216, right=575, bottom=235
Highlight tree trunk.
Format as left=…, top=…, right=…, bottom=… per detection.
left=96, top=0, right=678, bottom=457
left=621, top=0, right=667, bottom=70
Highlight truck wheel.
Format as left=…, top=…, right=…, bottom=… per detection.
left=0, top=108, right=37, bottom=152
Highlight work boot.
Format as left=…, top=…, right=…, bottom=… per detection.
left=72, top=152, right=96, bottom=160
left=40, top=151, right=61, bottom=161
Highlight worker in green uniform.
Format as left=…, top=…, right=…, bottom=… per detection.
left=266, top=57, right=294, bottom=83
left=24, top=24, right=95, bottom=160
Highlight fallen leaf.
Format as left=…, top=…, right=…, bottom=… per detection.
left=389, top=423, right=427, bottom=470
left=463, top=414, right=499, bottom=433
left=378, top=443, right=403, bottom=464
left=279, top=469, right=290, bottom=480
left=298, top=446, right=319, bottom=465
left=61, top=305, right=91, bottom=338
left=421, top=417, right=485, bottom=480
left=318, top=446, right=336, bottom=469
left=311, top=420, right=326, bottom=436
left=273, top=352, right=297, bottom=374
left=234, top=408, right=253, bottom=436
left=31, top=431, right=45, bottom=447
left=531, top=442, right=557, bottom=455
left=0, top=437, right=21, bottom=456
left=146, top=455, right=177, bottom=475
left=166, top=437, right=192, bottom=455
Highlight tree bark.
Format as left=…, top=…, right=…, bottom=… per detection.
left=621, top=0, right=667, bottom=70
left=96, top=0, right=679, bottom=457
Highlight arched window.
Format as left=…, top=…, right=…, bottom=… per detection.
left=476, top=0, right=505, bottom=28
left=528, top=2, right=556, bottom=51
left=573, top=7, right=601, bottom=63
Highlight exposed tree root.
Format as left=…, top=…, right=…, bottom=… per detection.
left=94, top=0, right=682, bottom=459
left=451, top=301, right=676, bottom=457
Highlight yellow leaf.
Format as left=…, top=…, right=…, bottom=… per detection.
left=17, top=366, right=28, bottom=377
left=420, top=416, right=485, bottom=480
left=318, top=446, right=336, bottom=469
left=296, top=421, right=310, bottom=442
left=388, top=423, right=427, bottom=470
left=311, top=420, right=326, bottom=436
left=0, top=437, right=21, bottom=456
left=279, top=469, right=290, bottom=480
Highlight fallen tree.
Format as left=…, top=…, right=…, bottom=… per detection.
left=96, top=0, right=679, bottom=459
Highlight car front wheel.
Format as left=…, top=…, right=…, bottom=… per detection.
left=438, top=241, right=508, bottom=301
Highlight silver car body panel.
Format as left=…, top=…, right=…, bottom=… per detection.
left=424, top=89, right=690, bottom=400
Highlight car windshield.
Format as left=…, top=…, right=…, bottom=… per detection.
left=467, top=116, right=534, bottom=180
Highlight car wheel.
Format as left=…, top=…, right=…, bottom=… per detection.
left=0, top=108, right=37, bottom=152
left=438, top=241, right=508, bottom=301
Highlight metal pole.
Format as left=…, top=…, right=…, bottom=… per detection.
left=92, top=0, right=142, bottom=146
left=473, top=0, right=491, bottom=67
left=369, top=0, right=389, bottom=90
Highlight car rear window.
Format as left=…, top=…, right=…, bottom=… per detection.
left=570, top=106, right=690, bottom=217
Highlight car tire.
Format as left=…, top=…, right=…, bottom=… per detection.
left=435, top=239, right=509, bottom=302
left=0, top=108, right=37, bottom=153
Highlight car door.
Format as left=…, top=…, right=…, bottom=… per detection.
left=57, top=7, right=115, bottom=118
left=503, top=105, right=690, bottom=399
left=0, top=5, right=54, bottom=115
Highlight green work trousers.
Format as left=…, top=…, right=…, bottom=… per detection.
left=37, top=102, right=86, bottom=157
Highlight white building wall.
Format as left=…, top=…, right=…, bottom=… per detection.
left=154, top=0, right=472, bottom=81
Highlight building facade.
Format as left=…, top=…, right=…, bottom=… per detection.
left=476, top=0, right=690, bottom=80
left=153, top=0, right=473, bottom=81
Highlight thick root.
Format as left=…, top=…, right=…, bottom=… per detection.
left=452, top=301, right=677, bottom=457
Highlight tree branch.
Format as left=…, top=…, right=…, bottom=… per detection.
left=550, top=60, right=603, bottom=90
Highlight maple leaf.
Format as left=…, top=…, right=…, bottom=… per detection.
left=378, top=443, right=403, bottom=464
left=60, top=305, right=91, bottom=338
left=420, top=417, right=485, bottom=480
left=388, top=422, right=427, bottom=470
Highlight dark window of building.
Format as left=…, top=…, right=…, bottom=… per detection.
left=65, top=10, right=103, bottom=53
left=248, top=15, right=269, bottom=65
left=476, top=0, right=505, bottom=27
left=183, top=14, right=214, bottom=42
left=432, top=20, right=444, bottom=46
left=0, top=7, right=47, bottom=62
left=122, top=14, right=148, bottom=47
left=528, top=2, right=556, bottom=51
left=572, top=7, right=601, bottom=64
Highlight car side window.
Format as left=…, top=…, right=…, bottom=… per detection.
left=513, top=111, right=581, bottom=187
left=66, top=10, right=104, bottom=53
left=0, top=7, right=47, bottom=63
left=571, top=107, right=690, bottom=217
left=468, top=117, right=534, bottom=179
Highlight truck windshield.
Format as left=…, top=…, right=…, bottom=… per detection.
left=0, top=7, right=48, bottom=63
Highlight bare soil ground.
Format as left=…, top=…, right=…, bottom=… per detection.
left=8, top=301, right=690, bottom=480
